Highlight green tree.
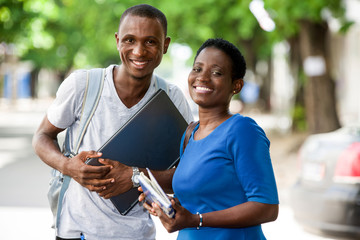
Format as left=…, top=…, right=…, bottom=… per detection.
left=264, top=0, right=352, bottom=133
left=159, top=0, right=276, bottom=111
left=1, top=0, right=352, bottom=133
left=161, top=0, right=351, bottom=133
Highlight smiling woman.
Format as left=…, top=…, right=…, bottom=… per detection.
left=142, top=38, right=279, bottom=240
left=188, top=47, right=237, bottom=109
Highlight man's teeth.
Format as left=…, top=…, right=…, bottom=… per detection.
left=196, top=86, right=212, bottom=91
left=133, top=61, right=147, bottom=66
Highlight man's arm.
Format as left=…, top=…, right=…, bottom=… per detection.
left=95, top=158, right=176, bottom=199
left=32, top=116, right=114, bottom=192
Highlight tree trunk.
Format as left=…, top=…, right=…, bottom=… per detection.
left=298, top=20, right=341, bottom=134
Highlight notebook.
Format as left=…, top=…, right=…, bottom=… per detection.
left=139, top=168, right=175, bottom=218
left=86, top=89, right=188, bottom=215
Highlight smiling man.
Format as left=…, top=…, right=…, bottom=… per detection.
left=32, top=4, right=193, bottom=240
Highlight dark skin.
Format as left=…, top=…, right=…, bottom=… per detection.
left=32, top=14, right=174, bottom=199
left=140, top=47, right=278, bottom=232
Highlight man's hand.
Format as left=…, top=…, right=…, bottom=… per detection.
left=63, top=151, right=114, bottom=192
left=94, top=158, right=133, bottom=199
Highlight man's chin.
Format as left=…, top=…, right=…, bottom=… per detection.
left=130, top=71, right=153, bottom=81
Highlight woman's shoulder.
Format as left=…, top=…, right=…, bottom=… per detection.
left=229, top=114, right=259, bottom=128
left=228, top=114, right=268, bottom=138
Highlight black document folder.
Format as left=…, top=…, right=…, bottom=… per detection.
left=86, top=89, right=188, bottom=215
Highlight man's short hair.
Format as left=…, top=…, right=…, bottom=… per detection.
left=195, top=38, right=246, bottom=80
left=119, top=4, right=168, bottom=36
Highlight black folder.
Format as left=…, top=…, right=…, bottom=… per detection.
left=86, top=89, right=188, bottom=215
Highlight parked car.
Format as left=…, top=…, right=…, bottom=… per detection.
left=290, top=125, right=360, bottom=238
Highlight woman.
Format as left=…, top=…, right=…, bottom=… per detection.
left=141, top=38, right=279, bottom=240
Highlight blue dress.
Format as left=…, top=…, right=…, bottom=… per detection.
left=172, top=114, right=279, bottom=240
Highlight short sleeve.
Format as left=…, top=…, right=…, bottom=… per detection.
left=47, top=70, right=87, bottom=129
left=229, top=117, right=279, bottom=204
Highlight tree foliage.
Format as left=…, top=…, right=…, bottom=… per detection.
left=1, top=0, right=274, bottom=72
left=1, top=0, right=352, bottom=132
left=1, top=0, right=350, bottom=70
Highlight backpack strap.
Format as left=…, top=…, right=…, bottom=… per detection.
left=55, top=68, right=105, bottom=228
left=154, top=74, right=169, bottom=94
left=72, top=68, right=105, bottom=155
left=182, top=121, right=199, bottom=154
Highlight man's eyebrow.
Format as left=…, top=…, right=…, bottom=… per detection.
left=120, top=34, right=159, bottom=40
left=121, top=34, right=135, bottom=39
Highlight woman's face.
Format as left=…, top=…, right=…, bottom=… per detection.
left=188, top=47, right=235, bottom=109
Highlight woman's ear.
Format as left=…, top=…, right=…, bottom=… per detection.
left=233, top=79, right=244, bottom=94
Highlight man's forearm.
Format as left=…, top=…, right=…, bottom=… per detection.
left=32, top=131, right=68, bottom=173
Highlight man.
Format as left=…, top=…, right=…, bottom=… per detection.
left=32, top=4, right=193, bottom=240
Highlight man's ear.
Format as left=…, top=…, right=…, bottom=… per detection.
left=115, top=32, right=120, bottom=50
left=233, top=78, right=244, bottom=94
left=163, top=37, right=171, bottom=54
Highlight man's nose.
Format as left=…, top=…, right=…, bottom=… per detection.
left=132, top=42, right=146, bottom=56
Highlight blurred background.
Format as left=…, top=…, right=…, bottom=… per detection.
left=1, top=0, right=360, bottom=239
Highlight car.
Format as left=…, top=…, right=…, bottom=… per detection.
left=290, top=125, right=360, bottom=238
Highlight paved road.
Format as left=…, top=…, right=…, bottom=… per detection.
left=0, top=99, right=349, bottom=240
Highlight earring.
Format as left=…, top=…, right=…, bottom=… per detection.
left=233, top=90, right=236, bottom=94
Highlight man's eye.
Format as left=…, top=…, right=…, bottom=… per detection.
left=146, top=40, right=156, bottom=45
left=212, top=71, right=222, bottom=76
left=193, top=67, right=201, bottom=72
left=124, top=39, right=134, bottom=43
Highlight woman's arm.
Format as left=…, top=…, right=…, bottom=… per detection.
left=198, top=201, right=278, bottom=228
left=152, top=199, right=278, bottom=233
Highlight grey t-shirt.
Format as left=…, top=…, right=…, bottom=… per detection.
left=47, top=65, right=193, bottom=239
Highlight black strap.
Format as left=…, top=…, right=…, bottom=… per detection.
left=182, top=121, right=199, bottom=154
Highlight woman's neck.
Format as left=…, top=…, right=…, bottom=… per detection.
left=194, top=109, right=232, bottom=140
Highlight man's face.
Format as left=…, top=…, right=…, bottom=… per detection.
left=115, top=15, right=170, bottom=80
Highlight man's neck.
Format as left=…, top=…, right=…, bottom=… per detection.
left=112, top=65, right=153, bottom=108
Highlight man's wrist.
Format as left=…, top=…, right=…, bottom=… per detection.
left=131, top=166, right=140, bottom=188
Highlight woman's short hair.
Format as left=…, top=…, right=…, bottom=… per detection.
left=195, top=38, right=246, bottom=80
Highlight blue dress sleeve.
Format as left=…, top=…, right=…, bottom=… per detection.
left=228, top=117, right=279, bottom=204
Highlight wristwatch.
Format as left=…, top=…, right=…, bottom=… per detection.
left=131, top=167, right=140, bottom=188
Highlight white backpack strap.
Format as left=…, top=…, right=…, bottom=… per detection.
left=55, top=68, right=105, bottom=228
left=154, top=74, right=169, bottom=94
left=73, top=68, right=105, bottom=154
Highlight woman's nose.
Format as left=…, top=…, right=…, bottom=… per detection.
left=195, top=72, right=210, bottom=82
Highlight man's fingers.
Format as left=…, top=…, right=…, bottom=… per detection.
left=77, top=151, right=102, bottom=162
left=80, top=176, right=114, bottom=189
left=86, top=184, right=106, bottom=192
left=80, top=165, right=112, bottom=177
left=86, top=151, right=102, bottom=158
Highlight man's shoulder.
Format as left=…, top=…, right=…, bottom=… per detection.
left=63, top=66, right=106, bottom=90
left=64, top=69, right=88, bottom=84
left=153, top=75, right=182, bottom=94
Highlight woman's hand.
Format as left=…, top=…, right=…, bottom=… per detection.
left=138, top=187, right=159, bottom=216
left=152, top=198, right=199, bottom=233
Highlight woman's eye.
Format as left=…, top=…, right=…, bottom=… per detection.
left=193, top=67, right=201, bottom=72
left=212, top=71, right=222, bottom=76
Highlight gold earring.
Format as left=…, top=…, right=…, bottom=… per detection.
left=233, top=90, right=236, bottom=94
